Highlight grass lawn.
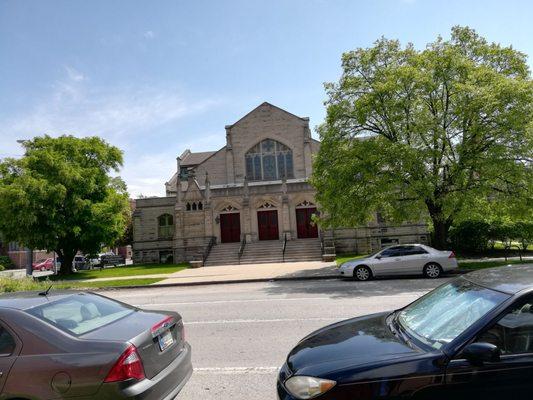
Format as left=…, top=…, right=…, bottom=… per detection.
left=49, top=263, right=189, bottom=281
left=0, top=276, right=164, bottom=293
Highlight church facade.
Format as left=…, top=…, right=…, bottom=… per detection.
left=132, top=103, right=429, bottom=264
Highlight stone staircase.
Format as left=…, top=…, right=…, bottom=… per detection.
left=204, top=238, right=323, bottom=266
left=203, top=242, right=241, bottom=266
left=283, top=238, right=323, bottom=262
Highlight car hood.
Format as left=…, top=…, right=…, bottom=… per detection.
left=287, top=312, right=422, bottom=378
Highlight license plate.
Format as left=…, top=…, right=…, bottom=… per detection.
left=158, top=329, right=174, bottom=351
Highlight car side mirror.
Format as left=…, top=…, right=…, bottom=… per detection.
left=462, top=342, right=500, bottom=365
left=375, top=255, right=382, bottom=259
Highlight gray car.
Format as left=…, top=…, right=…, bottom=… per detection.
left=0, top=290, right=192, bottom=399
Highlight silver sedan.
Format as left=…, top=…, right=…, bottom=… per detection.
left=339, top=244, right=458, bottom=280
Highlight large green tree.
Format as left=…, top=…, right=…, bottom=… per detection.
left=0, top=135, right=130, bottom=275
left=312, top=26, right=533, bottom=248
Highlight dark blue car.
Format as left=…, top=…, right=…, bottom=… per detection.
left=277, top=265, right=533, bottom=400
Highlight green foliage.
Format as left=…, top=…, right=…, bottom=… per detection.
left=0, top=255, right=15, bottom=270
left=0, top=135, right=130, bottom=275
left=312, top=26, right=533, bottom=249
left=450, top=219, right=533, bottom=253
left=449, top=220, right=492, bottom=252
left=0, top=265, right=5, bottom=271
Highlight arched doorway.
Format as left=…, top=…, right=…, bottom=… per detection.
left=295, top=201, right=318, bottom=239
left=257, top=202, right=279, bottom=240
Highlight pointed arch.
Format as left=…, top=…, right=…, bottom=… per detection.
left=245, top=139, right=294, bottom=181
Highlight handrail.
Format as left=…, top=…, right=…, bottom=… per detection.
left=282, top=233, right=288, bottom=262
left=202, top=236, right=216, bottom=263
left=238, top=237, right=246, bottom=264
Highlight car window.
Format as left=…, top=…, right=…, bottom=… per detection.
left=397, top=279, right=509, bottom=350
left=404, top=246, right=428, bottom=256
left=0, top=325, right=16, bottom=356
left=381, top=246, right=404, bottom=258
left=26, top=293, right=135, bottom=336
left=476, top=299, right=533, bottom=355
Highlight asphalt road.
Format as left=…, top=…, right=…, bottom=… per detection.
left=106, top=277, right=449, bottom=399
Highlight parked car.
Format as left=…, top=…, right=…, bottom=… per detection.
left=72, top=255, right=87, bottom=270
left=32, top=258, right=55, bottom=271
left=0, top=290, right=192, bottom=399
left=277, top=265, right=533, bottom=400
left=339, top=244, right=457, bottom=280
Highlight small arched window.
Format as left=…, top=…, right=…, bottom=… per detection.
left=186, top=203, right=191, bottom=211
left=192, top=202, right=197, bottom=211
left=158, top=214, right=174, bottom=239
left=198, top=202, right=203, bottom=210
left=245, top=139, right=294, bottom=181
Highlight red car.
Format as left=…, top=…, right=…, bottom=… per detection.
left=32, top=258, right=55, bottom=271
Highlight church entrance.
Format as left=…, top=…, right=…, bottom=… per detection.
left=220, top=212, right=241, bottom=243
left=296, top=207, right=318, bottom=238
left=257, top=210, right=279, bottom=240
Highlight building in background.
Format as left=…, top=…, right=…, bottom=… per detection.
left=132, top=103, right=429, bottom=265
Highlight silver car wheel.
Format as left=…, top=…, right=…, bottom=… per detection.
left=354, top=266, right=371, bottom=281
left=424, top=263, right=441, bottom=279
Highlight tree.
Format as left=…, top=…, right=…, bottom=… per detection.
left=312, top=26, right=533, bottom=249
left=0, top=135, right=130, bottom=275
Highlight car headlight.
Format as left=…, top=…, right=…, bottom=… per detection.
left=284, top=375, right=336, bottom=399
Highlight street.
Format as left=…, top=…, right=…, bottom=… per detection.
left=106, top=277, right=449, bottom=399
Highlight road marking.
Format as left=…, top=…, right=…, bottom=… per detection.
left=194, top=367, right=279, bottom=375
left=185, top=316, right=354, bottom=325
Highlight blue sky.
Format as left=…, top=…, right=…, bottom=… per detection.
left=1, top=0, right=531, bottom=197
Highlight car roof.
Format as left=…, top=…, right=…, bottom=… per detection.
left=0, top=290, right=83, bottom=310
left=463, top=264, right=533, bottom=295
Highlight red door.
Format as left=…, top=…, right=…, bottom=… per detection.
left=257, top=210, right=279, bottom=240
left=220, top=213, right=241, bottom=243
left=296, top=207, right=318, bottom=238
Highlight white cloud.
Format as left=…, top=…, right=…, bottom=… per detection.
left=65, top=65, right=86, bottom=82
left=143, top=30, right=155, bottom=39
left=0, top=69, right=223, bottom=197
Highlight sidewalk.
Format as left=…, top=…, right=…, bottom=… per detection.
left=65, top=255, right=533, bottom=288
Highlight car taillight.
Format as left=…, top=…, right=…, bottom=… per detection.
left=104, top=345, right=145, bottom=383
left=449, top=251, right=456, bottom=258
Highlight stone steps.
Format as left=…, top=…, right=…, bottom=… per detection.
left=204, top=238, right=324, bottom=266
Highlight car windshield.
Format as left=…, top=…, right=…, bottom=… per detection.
left=397, top=279, right=509, bottom=350
left=26, top=293, right=134, bottom=336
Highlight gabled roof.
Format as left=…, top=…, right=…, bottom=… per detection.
left=226, top=102, right=309, bottom=129
left=181, top=151, right=217, bottom=167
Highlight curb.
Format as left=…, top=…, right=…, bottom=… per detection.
left=93, top=269, right=472, bottom=291
left=94, top=274, right=341, bottom=291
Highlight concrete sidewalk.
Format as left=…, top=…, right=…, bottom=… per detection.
left=156, top=260, right=338, bottom=286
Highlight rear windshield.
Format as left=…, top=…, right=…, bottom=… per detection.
left=26, top=293, right=134, bottom=335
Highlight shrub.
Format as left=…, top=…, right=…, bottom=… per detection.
left=449, top=220, right=491, bottom=253
left=0, top=264, right=4, bottom=271
left=0, top=277, right=50, bottom=293
left=0, top=256, right=15, bottom=270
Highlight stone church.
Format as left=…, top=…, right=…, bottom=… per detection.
left=132, top=102, right=429, bottom=265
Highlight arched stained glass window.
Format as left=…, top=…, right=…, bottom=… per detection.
left=245, top=139, right=294, bottom=181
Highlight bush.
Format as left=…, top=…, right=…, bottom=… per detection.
left=449, top=220, right=491, bottom=253
left=0, top=264, right=4, bottom=271
left=0, top=277, right=51, bottom=293
left=0, top=256, right=15, bottom=270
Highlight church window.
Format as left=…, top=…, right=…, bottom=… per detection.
left=158, top=214, right=174, bottom=239
left=192, top=202, right=197, bottom=211
left=186, top=203, right=191, bottom=211
left=245, top=139, right=294, bottom=181
left=198, top=202, right=203, bottom=210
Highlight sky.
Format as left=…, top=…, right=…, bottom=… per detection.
left=1, top=0, right=532, bottom=197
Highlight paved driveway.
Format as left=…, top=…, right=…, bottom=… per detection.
left=105, top=277, right=448, bottom=399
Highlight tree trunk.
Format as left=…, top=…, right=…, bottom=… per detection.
left=431, top=219, right=450, bottom=250
left=426, top=200, right=452, bottom=250
left=57, top=249, right=76, bottom=276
